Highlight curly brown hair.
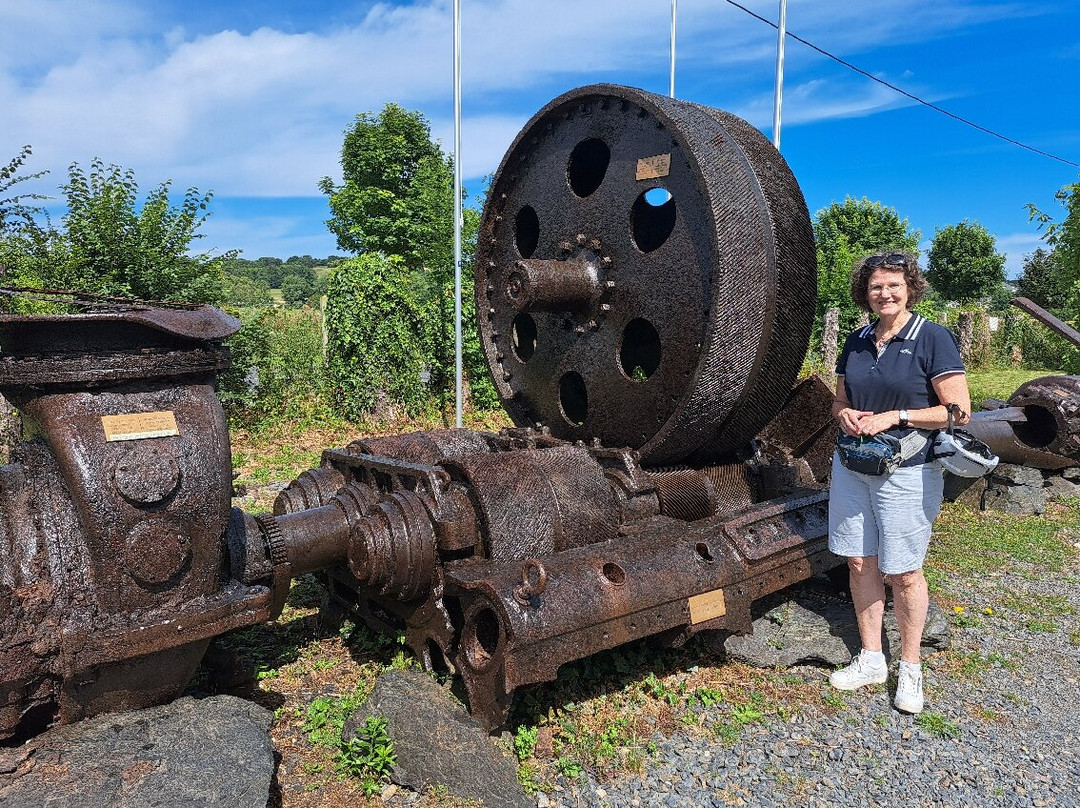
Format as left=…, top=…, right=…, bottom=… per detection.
left=849, top=251, right=928, bottom=312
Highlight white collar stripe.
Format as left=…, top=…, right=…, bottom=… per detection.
left=907, top=315, right=926, bottom=340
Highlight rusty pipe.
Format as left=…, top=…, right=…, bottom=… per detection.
left=964, top=408, right=1074, bottom=470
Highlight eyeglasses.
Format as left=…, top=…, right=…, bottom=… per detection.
left=868, top=282, right=906, bottom=296
left=863, top=253, right=910, bottom=269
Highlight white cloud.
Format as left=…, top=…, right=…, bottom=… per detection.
left=3, top=0, right=1038, bottom=196
left=0, top=0, right=1056, bottom=257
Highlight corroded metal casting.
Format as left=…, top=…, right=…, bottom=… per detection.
left=961, top=375, right=1080, bottom=470
left=0, top=303, right=274, bottom=741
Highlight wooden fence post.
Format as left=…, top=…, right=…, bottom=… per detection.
left=957, top=311, right=974, bottom=365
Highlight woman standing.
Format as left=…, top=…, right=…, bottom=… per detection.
left=829, top=252, right=970, bottom=714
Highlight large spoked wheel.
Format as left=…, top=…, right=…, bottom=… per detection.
left=475, top=84, right=816, bottom=465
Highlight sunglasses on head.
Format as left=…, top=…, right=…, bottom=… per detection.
left=863, top=253, right=910, bottom=268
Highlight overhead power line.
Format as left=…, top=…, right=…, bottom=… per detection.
left=723, top=0, right=1079, bottom=168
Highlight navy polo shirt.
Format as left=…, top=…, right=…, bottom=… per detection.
left=836, top=314, right=965, bottom=466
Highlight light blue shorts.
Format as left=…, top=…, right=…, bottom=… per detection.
left=828, top=452, right=945, bottom=575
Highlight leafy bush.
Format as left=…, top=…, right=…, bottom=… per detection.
left=989, top=310, right=1072, bottom=371
left=337, top=714, right=396, bottom=796
left=219, top=306, right=328, bottom=426
left=325, top=253, right=433, bottom=419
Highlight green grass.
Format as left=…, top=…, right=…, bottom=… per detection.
left=915, top=711, right=961, bottom=739
left=966, top=368, right=1061, bottom=408
left=929, top=502, right=1075, bottom=577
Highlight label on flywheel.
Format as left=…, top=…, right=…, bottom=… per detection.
left=688, top=589, right=727, bottom=624
left=102, top=411, right=179, bottom=441
left=636, top=153, right=671, bottom=180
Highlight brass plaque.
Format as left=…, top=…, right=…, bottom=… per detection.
left=688, top=589, right=727, bottom=624
left=102, top=411, right=179, bottom=442
left=635, top=153, right=671, bottom=180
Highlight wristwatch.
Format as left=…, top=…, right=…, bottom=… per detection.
left=898, top=409, right=910, bottom=428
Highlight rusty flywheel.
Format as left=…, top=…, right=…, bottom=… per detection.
left=475, top=84, right=816, bottom=465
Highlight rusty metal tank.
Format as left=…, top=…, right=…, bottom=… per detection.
left=0, top=302, right=274, bottom=741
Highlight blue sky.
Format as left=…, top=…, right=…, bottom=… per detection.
left=2, top=0, right=1078, bottom=278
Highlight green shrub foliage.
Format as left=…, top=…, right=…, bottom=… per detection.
left=219, top=306, right=327, bottom=424
left=325, top=253, right=432, bottom=418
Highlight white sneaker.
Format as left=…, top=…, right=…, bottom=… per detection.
left=894, top=665, right=925, bottom=714
left=829, top=654, right=888, bottom=691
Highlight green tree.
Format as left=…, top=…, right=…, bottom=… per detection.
left=1027, top=180, right=1080, bottom=314
left=925, top=220, right=1005, bottom=305
left=813, top=196, right=922, bottom=338
left=319, top=104, right=452, bottom=274
left=319, top=104, right=495, bottom=415
left=1016, top=247, right=1069, bottom=310
left=1, top=158, right=228, bottom=305
left=0, top=146, right=48, bottom=235
left=280, top=268, right=317, bottom=307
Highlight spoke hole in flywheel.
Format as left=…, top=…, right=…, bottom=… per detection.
left=558, top=370, right=588, bottom=426
left=515, top=205, right=540, bottom=258
left=619, top=317, right=662, bottom=381
left=464, top=607, right=501, bottom=670
left=511, top=313, right=537, bottom=362
left=568, top=138, right=611, bottom=198
left=631, top=187, right=676, bottom=253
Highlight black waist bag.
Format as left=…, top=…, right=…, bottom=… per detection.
left=836, top=432, right=928, bottom=476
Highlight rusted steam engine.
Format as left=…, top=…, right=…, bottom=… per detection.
left=2, top=84, right=1075, bottom=740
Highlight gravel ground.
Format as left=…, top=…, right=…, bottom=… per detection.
left=536, top=566, right=1080, bottom=808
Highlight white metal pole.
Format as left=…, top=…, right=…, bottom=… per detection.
left=453, top=0, right=463, bottom=427
left=669, top=0, right=677, bottom=98
left=771, top=0, right=787, bottom=150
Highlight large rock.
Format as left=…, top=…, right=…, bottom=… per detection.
left=0, top=695, right=274, bottom=808
left=344, top=670, right=529, bottom=808
left=724, top=578, right=950, bottom=668
left=1044, top=472, right=1080, bottom=502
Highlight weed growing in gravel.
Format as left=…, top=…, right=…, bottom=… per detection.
left=337, top=714, right=396, bottom=795
left=1026, top=618, right=1058, bottom=633
left=937, top=649, right=1019, bottom=682
left=1070, top=630, right=1080, bottom=647
left=555, top=755, right=584, bottom=778
left=303, top=688, right=368, bottom=748
left=915, top=710, right=960, bottom=739
left=821, top=688, right=846, bottom=712
left=516, top=761, right=541, bottom=794
left=513, top=724, right=538, bottom=760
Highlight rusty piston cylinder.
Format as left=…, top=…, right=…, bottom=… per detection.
left=0, top=306, right=273, bottom=741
